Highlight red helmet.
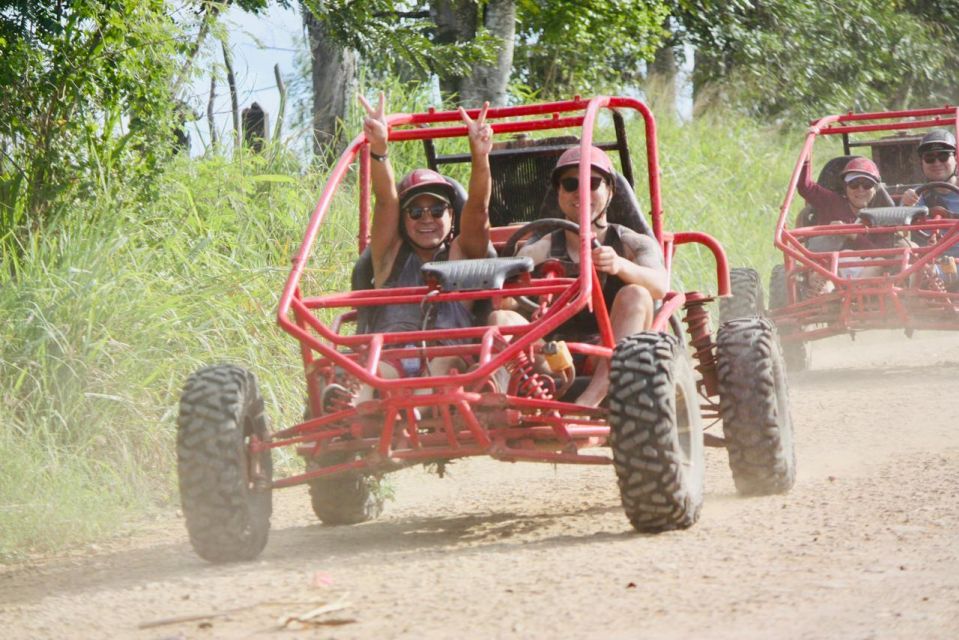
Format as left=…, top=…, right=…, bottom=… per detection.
left=551, top=145, right=615, bottom=184
left=397, top=168, right=454, bottom=208
left=840, top=157, right=881, bottom=184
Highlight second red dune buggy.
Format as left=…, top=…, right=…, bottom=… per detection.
left=722, top=107, right=959, bottom=370
left=175, top=96, right=796, bottom=562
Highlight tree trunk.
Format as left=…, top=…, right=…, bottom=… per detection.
left=461, top=0, right=515, bottom=107
left=430, top=0, right=477, bottom=103
left=304, top=7, right=357, bottom=158
left=649, top=43, right=677, bottom=115
left=172, top=2, right=222, bottom=100
left=221, top=40, right=240, bottom=148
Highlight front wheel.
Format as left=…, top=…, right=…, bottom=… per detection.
left=608, top=332, right=705, bottom=532
left=177, top=365, right=273, bottom=562
left=717, top=318, right=796, bottom=496
left=769, top=265, right=810, bottom=372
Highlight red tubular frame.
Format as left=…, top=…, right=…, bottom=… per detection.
left=773, top=106, right=959, bottom=340
left=264, top=97, right=729, bottom=487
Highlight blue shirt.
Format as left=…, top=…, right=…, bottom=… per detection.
left=917, top=189, right=959, bottom=257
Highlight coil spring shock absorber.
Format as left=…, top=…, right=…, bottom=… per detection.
left=504, top=348, right=555, bottom=399
left=922, top=261, right=959, bottom=314
left=683, top=292, right=719, bottom=397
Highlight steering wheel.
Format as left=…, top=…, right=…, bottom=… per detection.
left=912, top=182, right=959, bottom=239
left=915, top=181, right=959, bottom=199
left=501, top=218, right=601, bottom=315
left=915, top=181, right=959, bottom=214
left=502, top=218, right=600, bottom=258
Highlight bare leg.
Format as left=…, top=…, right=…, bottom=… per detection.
left=356, top=361, right=400, bottom=404
left=576, top=285, right=653, bottom=407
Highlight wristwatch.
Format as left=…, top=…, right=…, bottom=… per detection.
left=370, top=150, right=388, bottom=163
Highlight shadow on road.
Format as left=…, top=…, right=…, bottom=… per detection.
left=0, top=503, right=634, bottom=604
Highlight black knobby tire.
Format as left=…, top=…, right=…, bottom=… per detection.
left=303, top=399, right=384, bottom=526
left=780, top=339, right=810, bottom=373
left=768, top=264, right=787, bottom=311
left=768, top=265, right=810, bottom=372
left=307, top=453, right=385, bottom=525
left=716, top=318, right=796, bottom=496
left=719, top=267, right=765, bottom=323
left=608, top=332, right=705, bottom=532
left=177, top=365, right=273, bottom=562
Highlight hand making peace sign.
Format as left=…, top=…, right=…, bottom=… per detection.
left=459, top=101, right=493, bottom=157
left=358, top=91, right=388, bottom=155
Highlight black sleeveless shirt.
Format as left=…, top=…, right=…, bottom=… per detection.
left=540, top=223, right=628, bottom=340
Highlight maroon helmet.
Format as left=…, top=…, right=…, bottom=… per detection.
left=840, top=157, right=881, bottom=184
left=551, top=145, right=615, bottom=185
left=397, top=169, right=454, bottom=209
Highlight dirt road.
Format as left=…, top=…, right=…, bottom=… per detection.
left=2, top=330, right=958, bottom=639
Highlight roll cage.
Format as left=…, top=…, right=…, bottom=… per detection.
left=265, top=97, right=731, bottom=486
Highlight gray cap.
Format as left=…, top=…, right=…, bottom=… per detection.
left=917, top=129, right=956, bottom=154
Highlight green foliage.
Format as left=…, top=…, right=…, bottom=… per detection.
left=671, top=0, right=959, bottom=121
left=513, top=0, right=671, bottom=98
left=0, top=143, right=353, bottom=557
left=302, top=0, right=497, bottom=81
left=0, top=0, right=185, bottom=257
left=303, top=1, right=671, bottom=103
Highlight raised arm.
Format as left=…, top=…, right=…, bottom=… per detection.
left=797, top=159, right=849, bottom=224
left=451, top=102, right=493, bottom=260
left=358, top=92, right=401, bottom=278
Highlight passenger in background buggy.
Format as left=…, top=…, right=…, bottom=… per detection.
left=491, top=146, right=668, bottom=407
left=797, top=156, right=897, bottom=290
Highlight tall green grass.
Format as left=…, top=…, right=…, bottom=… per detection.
left=1, top=89, right=807, bottom=559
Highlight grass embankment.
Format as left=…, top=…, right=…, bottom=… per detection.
left=1, top=97, right=801, bottom=560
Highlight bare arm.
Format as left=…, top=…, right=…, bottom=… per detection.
left=358, top=92, right=401, bottom=281
left=593, top=231, right=668, bottom=300
left=451, top=103, right=493, bottom=260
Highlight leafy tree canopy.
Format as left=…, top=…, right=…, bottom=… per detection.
left=302, top=0, right=671, bottom=99
left=302, top=0, right=499, bottom=81
left=0, top=0, right=192, bottom=252
left=668, top=0, right=959, bottom=121
left=513, top=0, right=671, bottom=97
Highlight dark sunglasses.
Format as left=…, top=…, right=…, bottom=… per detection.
left=559, top=176, right=605, bottom=193
left=846, top=179, right=876, bottom=191
left=922, top=151, right=953, bottom=164
left=404, top=203, right=449, bottom=220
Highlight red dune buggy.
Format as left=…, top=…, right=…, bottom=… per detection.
left=722, top=107, right=959, bottom=370
left=176, top=97, right=795, bottom=562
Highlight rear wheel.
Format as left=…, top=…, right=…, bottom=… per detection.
left=608, top=332, right=705, bottom=532
left=307, top=453, right=385, bottom=525
left=768, top=265, right=787, bottom=310
left=720, top=267, right=764, bottom=323
left=717, top=318, right=796, bottom=495
left=304, top=399, right=385, bottom=526
left=768, top=265, right=810, bottom=372
left=177, top=365, right=273, bottom=562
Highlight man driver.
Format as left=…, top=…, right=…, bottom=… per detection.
left=901, top=129, right=959, bottom=259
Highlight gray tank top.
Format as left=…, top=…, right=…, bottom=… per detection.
left=365, top=243, right=475, bottom=337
